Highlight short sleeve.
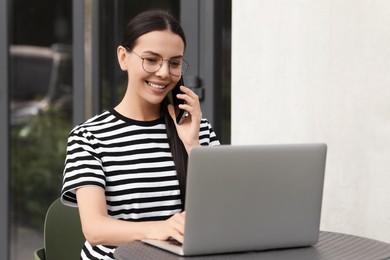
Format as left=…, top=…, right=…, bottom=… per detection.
left=61, top=126, right=106, bottom=207
left=199, top=119, right=220, bottom=146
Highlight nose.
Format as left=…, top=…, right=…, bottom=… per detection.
left=155, top=60, right=170, bottom=78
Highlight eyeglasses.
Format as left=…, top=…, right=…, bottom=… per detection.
left=127, top=48, right=189, bottom=77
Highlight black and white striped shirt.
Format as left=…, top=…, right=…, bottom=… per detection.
left=61, top=109, right=220, bottom=259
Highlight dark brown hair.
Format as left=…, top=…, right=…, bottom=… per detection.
left=121, top=10, right=186, bottom=51
left=121, top=10, right=188, bottom=208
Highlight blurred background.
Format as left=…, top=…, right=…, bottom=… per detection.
left=1, top=1, right=231, bottom=259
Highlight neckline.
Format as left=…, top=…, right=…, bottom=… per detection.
left=109, top=108, right=164, bottom=126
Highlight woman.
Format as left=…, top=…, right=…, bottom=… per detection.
left=61, top=10, right=219, bottom=259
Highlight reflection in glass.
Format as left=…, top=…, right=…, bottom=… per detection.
left=9, top=1, right=72, bottom=259
left=8, top=0, right=232, bottom=259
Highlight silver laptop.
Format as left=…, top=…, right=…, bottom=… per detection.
left=142, top=143, right=327, bottom=256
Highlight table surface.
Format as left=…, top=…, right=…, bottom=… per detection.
left=114, top=231, right=390, bottom=260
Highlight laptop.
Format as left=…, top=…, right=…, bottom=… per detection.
left=142, top=143, right=327, bottom=256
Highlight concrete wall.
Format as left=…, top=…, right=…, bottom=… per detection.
left=232, top=0, right=390, bottom=243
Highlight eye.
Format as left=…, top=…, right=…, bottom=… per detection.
left=169, top=59, right=182, bottom=68
left=144, top=57, right=161, bottom=64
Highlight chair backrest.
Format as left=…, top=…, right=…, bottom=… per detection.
left=44, top=198, right=85, bottom=260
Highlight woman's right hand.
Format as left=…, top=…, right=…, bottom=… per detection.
left=149, top=211, right=186, bottom=243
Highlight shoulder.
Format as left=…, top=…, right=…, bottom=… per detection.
left=199, top=118, right=220, bottom=146
left=199, top=118, right=215, bottom=133
left=70, top=110, right=114, bottom=135
left=69, top=110, right=132, bottom=142
left=65, top=111, right=122, bottom=152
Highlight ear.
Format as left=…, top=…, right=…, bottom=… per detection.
left=117, top=46, right=128, bottom=71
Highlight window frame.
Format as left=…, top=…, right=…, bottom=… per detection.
left=0, top=0, right=10, bottom=258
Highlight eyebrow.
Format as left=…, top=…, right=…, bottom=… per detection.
left=142, top=50, right=183, bottom=59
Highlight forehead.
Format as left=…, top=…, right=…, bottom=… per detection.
left=134, top=30, right=185, bottom=57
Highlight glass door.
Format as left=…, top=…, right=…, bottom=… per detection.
left=3, top=1, right=230, bottom=259
left=9, top=1, right=73, bottom=259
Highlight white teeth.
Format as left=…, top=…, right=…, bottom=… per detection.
left=147, top=82, right=166, bottom=89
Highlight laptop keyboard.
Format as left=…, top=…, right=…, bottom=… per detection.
left=168, top=238, right=182, bottom=246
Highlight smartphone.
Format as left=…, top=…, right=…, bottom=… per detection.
left=170, top=77, right=188, bottom=124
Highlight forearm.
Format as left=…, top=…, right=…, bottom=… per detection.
left=76, top=186, right=160, bottom=246
left=183, top=140, right=200, bottom=154
left=82, top=215, right=157, bottom=246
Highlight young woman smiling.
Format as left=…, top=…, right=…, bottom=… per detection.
left=60, top=10, right=219, bottom=260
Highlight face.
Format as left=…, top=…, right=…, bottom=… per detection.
left=117, top=30, right=185, bottom=107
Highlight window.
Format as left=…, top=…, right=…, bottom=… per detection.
left=1, top=1, right=231, bottom=259
left=9, top=1, right=73, bottom=259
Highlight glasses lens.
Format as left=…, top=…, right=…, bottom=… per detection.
left=168, top=59, right=181, bottom=77
left=141, top=56, right=189, bottom=76
left=181, top=60, right=189, bottom=75
left=142, top=57, right=163, bottom=73
left=170, top=59, right=189, bottom=76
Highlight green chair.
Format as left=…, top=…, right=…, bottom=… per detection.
left=34, top=198, right=85, bottom=260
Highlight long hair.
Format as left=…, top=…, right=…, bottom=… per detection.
left=121, top=10, right=188, bottom=208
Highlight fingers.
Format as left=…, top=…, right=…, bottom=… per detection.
left=167, top=86, right=201, bottom=152
left=169, top=212, right=185, bottom=234
left=175, top=86, right=202, bottom=121
left=176, top=86, right=199, bottom=106
left=166, top=212, right=186, bottom=243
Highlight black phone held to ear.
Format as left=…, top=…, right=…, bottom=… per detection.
left=170, top=77, right=188, bottom=124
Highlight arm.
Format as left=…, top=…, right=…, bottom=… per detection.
left=76, top=186, right=185, bottom=246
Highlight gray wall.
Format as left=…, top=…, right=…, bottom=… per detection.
left=232, top=0, right=390, bottom=242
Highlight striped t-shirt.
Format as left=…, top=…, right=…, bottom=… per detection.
left=61, top=109, right=220, bottom=260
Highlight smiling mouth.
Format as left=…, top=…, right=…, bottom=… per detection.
left=147, top=81, right=167, bottom=90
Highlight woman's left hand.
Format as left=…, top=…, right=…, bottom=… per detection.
left=167, top=85, right=201, bottom=153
